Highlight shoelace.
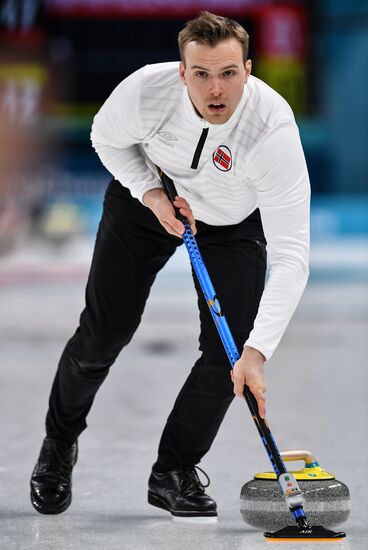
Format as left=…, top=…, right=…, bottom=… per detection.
left=180, top=466, right=210, bottom=495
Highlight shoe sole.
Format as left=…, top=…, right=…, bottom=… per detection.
left=148, top=490, right=217, bottom=519
left=30, top=491, right=72, bottom=515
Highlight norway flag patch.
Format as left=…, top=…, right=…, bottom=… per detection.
left=213, top=145, right=232, bottom=172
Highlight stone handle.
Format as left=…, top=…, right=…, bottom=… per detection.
left=280, top=449, right=317, bottom=466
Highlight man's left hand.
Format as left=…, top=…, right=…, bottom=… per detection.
left=231, top=346, right=267, bottom=419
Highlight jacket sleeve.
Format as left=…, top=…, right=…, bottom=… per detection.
left=244, top=122, right=310, bottom=361
left=90, top=66, right=162, bottom=202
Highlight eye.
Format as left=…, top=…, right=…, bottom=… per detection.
left=223, top=70, right=236, bottom=77
left=195, top=71, right=208, bottom=78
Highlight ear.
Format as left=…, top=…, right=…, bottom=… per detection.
left=244, top=59, right=252, bottom=83
left=179, top=62, right=187, bottom=85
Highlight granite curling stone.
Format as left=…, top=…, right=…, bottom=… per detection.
left=240, top=450, right=350, bottom=530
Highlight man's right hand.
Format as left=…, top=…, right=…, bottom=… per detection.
left=143, top=188, right=197, bottom=238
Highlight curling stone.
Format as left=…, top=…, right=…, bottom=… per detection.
left=240, top=450, right=350, bottom=529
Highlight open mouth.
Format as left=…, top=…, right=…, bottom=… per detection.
left=208, top=103, right=225, bottom=113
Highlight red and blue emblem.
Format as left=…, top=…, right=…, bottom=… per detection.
left=213, top=145, right=232, bottom=172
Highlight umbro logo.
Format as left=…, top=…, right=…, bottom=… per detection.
left=157, top=131, right=178, bottom=141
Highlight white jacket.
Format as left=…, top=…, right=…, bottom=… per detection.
left=91, top=62, right=310, bottom=361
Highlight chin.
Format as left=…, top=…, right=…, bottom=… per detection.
left=208, top=115, right=230, bottom=125
left=205, top=108, right=233, bottom=125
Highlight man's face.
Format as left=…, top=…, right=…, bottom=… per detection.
left=179, top=38, right=251, bottom=125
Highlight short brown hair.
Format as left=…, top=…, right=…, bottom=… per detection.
left=178, top=11, right=249, bottom=65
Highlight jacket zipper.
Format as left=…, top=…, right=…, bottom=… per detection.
left=190, top=128, right=209, bottom=169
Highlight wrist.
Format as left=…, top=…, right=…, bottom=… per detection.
left=142, top=187, right=166, bottom=208
left=243, top=346, right=266, bottom=364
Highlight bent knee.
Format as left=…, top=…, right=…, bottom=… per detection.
left=66, top=333, right=127, bottom=372
left=192, top=356, right=234, bottom=396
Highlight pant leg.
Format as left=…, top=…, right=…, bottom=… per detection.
left=46, top=180, right=180, bottom=444
left=156, top=209, right=267, bottom=468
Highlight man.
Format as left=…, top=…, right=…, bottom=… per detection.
left=30, top=11, right=310, bottom=519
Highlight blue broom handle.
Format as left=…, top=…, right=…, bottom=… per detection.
left=180, top=228, right=240, bottom=367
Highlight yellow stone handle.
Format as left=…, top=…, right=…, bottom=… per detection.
left=254, top=449, right=334, bottom=479
left=280, top=449, right=317, bottom=466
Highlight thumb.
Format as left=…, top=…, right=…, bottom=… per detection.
left=169, top=216, right=185, bottom=235
left=165, top=202, right=183, bottom=232
left=161, top=213, right=185, bottom=237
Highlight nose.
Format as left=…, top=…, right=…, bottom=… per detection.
left=210, top=78, right=222, bottom=97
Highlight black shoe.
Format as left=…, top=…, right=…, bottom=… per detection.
left=30, top=437, right=78, bottom=514
left=148, top=465, right=217, bottom=518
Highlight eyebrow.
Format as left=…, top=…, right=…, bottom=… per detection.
left=190, top=64, right=239, bottom=71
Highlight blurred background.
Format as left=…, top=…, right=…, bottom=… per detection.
left=0, top=2, right=367, bottom=548
left=0, top=0, right=367, bottom=268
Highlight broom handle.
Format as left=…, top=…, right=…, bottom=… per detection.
left=158, top=169, right=287, bottom=478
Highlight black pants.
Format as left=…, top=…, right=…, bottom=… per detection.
left=45, top=179, right=266, bottom=469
